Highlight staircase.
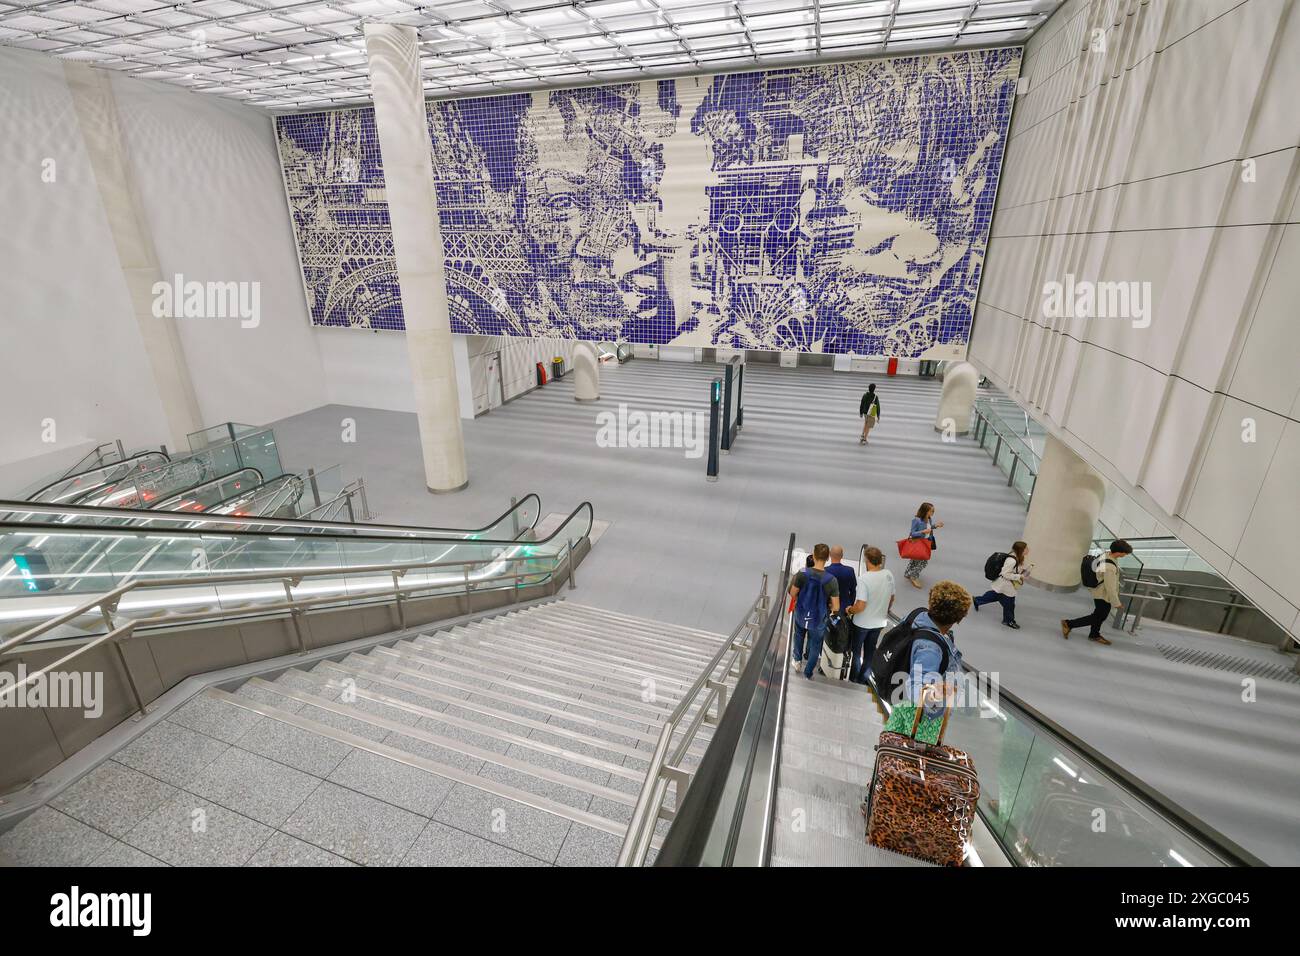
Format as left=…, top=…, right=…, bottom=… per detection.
left=770, top=664, right=932, bottom=867
left=0, top=602, right=728, bottom=867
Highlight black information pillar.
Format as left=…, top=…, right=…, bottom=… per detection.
left=707, top=377, right=721, bottom=482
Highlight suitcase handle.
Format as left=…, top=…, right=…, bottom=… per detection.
left=908, top=682, right=954, bottom=745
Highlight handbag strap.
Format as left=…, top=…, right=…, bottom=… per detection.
left=907, top=683, right=953, bottom=746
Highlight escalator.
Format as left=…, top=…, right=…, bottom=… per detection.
left=22, top=450, right=170, bottom=505
left=645, top=534, right=1264, bottom=868
left=0, top=492, right=548, bottom=637
left=0, top=495, right=593, bottom=795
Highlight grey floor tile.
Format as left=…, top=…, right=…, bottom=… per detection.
left=555, top=824, right=623, bottom=867
left=168, top=693, right=264, bottom=743
left=415, top=715, right=512, bottom=754
left=49, top=760, right=178, bottom=838
left=0, top=807, right=116, bottom=866
left=327, top=749, right=454, bottom=817
left=381, top=730, right=484, bottom=774
left=234, top=717, right=351, bottom=777
left=475, top=762, right=596, bottom=813
left=233, top=682, right=305, bottom=713
left=186, top=746, right=324, bottom=827
left=90, top=841, right=170, bottom=867
left=246, top=831, right=357, bottom=867
left=121, top=792, right=272, bottom=867
left=281, top=781, right=427, bottom=866
left=401, top=821, right=549, bottom=867
left=431, top=783, right=572, bottom=863
left=295, top=702, right=391, bottom=743
left=114, top=722, right=230, bottom=788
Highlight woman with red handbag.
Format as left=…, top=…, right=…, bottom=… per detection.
left=899, top=501, right=943, bottom=589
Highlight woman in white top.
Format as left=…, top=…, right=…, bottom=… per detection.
left=973, top=541, right=1030, bottom=629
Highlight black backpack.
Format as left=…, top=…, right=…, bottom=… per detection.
left=1080, top=554, right=1114, bottom=589
left=824, top=612, right=852, bottom=655
left=868, top=608, right=950, bottom=706
left=983, top=552, right=1009, bottom=582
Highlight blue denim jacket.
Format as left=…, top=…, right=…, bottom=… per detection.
left=906, top=611, right=962, bottom=715
left=909, top=516, right=934, bottom=542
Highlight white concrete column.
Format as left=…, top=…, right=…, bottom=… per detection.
left=1023, top=434, right=1106, bottom=589
left=64, top=63, right=203, bottom=452
left=364, top=23, right=467, bottom=492
left=573, top=341, right=600, bottom=402
left=933, top=360, right=978, bottom=434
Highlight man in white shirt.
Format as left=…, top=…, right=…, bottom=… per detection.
left=848, top=546, right=896, bottom=684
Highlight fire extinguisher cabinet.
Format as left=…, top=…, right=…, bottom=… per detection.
left=535, top=362, right=548, bottom=387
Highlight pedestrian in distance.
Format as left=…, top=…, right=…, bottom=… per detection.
left=859, top=384, right=882, bottom=445
left=973, top=541, right=1030, bottom=629
left=1061, top=540, right=1133, bottom=645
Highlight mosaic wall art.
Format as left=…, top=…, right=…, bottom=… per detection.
left=276, top=48, right=1020, bottom=357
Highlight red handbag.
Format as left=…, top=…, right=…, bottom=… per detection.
left=897, top=537, right=932, bottom=561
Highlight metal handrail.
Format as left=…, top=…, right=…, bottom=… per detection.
left=23, top=450, right=171, bottom=505
left=0, top=539, right=586, bottom=719
left=147, top=466, right=266, bottom=512
left=617, top=580, right=769, bottom=866
left=0, top=492, right=540, bottom=541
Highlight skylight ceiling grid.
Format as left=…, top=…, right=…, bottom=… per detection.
left=0, top=0, right=1062, bottom=109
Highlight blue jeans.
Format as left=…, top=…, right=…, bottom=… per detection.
left=974, top=590, right=1016, bottom=624
left=849, top=625, right=883, bottom=683
left=792, top=620, right=827, bottom=678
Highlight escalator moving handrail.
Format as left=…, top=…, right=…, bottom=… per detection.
left=148, top=467, right=266, bottom=510
left=23, top=450, right=170, bottom=503
left=0, top=492, right=545, bottom=541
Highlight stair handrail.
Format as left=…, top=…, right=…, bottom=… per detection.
left=0, top=546, right=578, bottom=720
left=617, top=578, right=770, bottom=866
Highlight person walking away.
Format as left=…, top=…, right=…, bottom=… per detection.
left=788, top=554, right=814, bottom=614
left=788, top=543, right=840, bottom=680
left=1061, top=540, right=1133, bottom=645
left=973, top=541, right=1030, bottom=629
left=848, top=546, right=895, bottom=683
left=859, top=384, right=881, bottom=445
left=903, top=502, right=943, bottom=589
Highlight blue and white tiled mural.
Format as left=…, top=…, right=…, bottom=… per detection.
left=276, top=49, right=1020, bottom=357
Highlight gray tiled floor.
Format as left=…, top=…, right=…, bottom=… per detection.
left=280, top=782, right=427, bottom=867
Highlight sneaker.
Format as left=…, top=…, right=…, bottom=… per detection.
left=973, top=601, right=981, bottom=612
left=1089, top=635, right=1112, bottom=646
left=1003, top=621, right=1020, bottom=629
left=1059, top=619, right=1070, bottom=639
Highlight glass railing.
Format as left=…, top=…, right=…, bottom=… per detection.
left=23, top=451, right=171, bottom=505
left=943, top=669, right=1259, bottom=866
left=0, top=500, right=592, bottom=642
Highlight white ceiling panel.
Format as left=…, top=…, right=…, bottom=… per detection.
left=0, top=0, right=1060, bottom=109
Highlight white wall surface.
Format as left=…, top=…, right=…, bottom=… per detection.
left=0, top=46, right=329, bottom=494
left=109, top=70, right=326, bottom=428
left=0, top=48, right=171, bottom=489
left=970, top=0, right=1300, bottom=635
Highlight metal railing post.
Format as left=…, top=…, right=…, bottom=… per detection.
left=357, top=478, right=372, bottom=520
left=567, top=538, right=576, bottom=590
left=283, top=579, right=308, bottom=653
left=392, top=570, right=407, bottom=630
left=462, top=567, right=472, bottom=615
left=111, top=627, right=146, bottom=717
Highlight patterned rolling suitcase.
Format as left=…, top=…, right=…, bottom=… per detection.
left=864, top=689, right=980, bottom=866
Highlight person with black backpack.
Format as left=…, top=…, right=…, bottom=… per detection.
left=788, top=542, right=840, bottom=680
left=973, top=541, right=1030, bottom=629
left=1061, top=539, right=1132, bottom=645
left=869, top=580, right=970, bottom=713
left=859, top=384, right=881, bottom=445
